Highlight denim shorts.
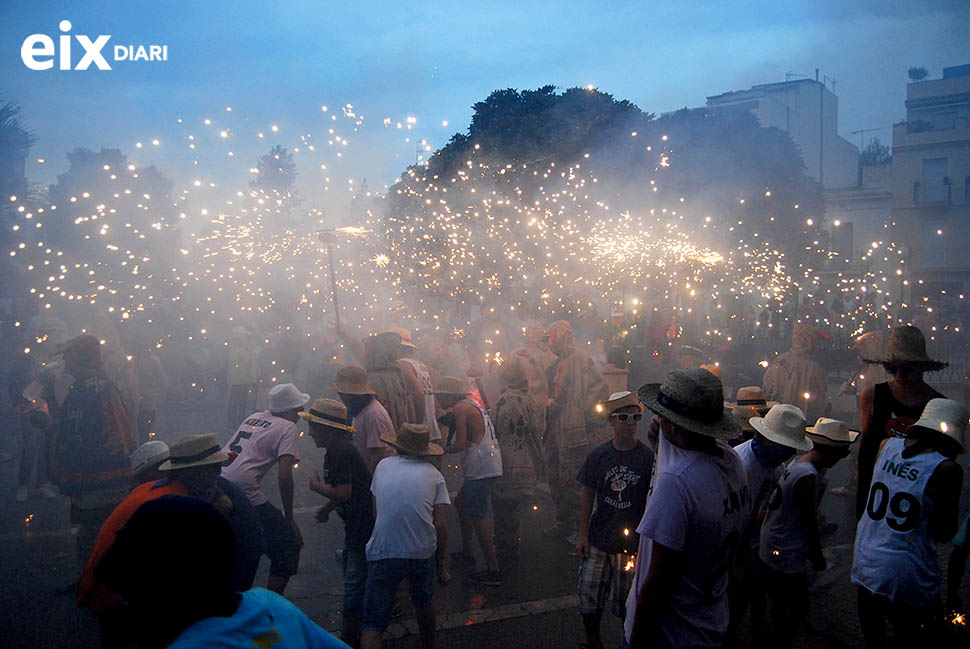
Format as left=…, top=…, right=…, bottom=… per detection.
left=362, top=557, right=435, bottom=633
left=458, top=476, right=496, bottom=518
left=342, top=546, right=368, bottom=621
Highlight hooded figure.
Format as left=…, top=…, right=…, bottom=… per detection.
left=762, top=324, right=829, bottom=421
left=514, top=323, right=557, bottom=436
left=490, top=358, right=544, bottom=559
left=364, top=331, right=417, bottom=432
left=50, top=335, right=135, bottom=564
left=543, top=320, right=610, bottom=537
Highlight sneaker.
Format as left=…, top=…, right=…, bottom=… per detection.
left=829, top=485, right=852, bottom=496
left=542, top=523, right=572, bottom=538
left=450, top=552, right=476, bottom=568
left=37, top=483, right=59, bottom=499
left=468, top=570, right=503, bottom=586
left=16, top=486, right=28, bottom=503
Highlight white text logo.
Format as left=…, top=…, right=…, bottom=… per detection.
left=21, top=20, right=168, bottom=71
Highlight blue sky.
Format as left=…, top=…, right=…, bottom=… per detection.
left=2, top=0, right=967, bottom=200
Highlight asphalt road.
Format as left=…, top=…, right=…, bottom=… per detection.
left=1, top=389, right=968, bottom=649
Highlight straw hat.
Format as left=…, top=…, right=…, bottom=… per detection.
left=638, top=368, right=741, bottom=440
left=301, top=398, right=351, bottom=431
left=730, top=386, right=778, bottom=416
left=750, top=404, right=814, bottom=451
left=909, top=398, right=970, bottom=449
left=595, top=391, right=643, bottom=418
left=380, top=423, right=444, bottom=456
left=387, top=327, right=418, bottom=349
left=268, top=383, right=310, bottom=413
left=806, top=418, right=860, bottom=446
left=860, top=325, right=947, bottom=371
left=130, top=440, right=170, bottom=481
left=700, top=364, right=721, bottom=378
left=158, top=434, right=231, bottom=471
left=433, top=375, right=471, bottom=396
left=731, top=405, right=762, bottom=433
left=330, top=365, right=377, bottom=395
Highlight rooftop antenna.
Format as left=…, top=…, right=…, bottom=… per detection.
left=850, top=128, right=880, bottom=150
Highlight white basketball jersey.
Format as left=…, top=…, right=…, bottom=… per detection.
left=851, top=438, right=947, bottom=606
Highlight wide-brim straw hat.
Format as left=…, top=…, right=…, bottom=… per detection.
left=908, top=398, right=970, bottom=449
left=730, top=405, right=762, bottom=433
left=806, top=418, right=860, bottom=446
left=860, top=325, right=948, bottom=371
left=387, top=327, right=418, bottom=349
left=433, top=375, right=471, bottom=396
left=330, top=365, right=378, bottom=395
left=130, top=440, right=170, bottom=480
left=730, top=386, right=778, bottom=415
left=301, top=398, right=351, bottom=432
left=159, top=434, right=231, bottom=471
left=750, top=404, right=814, bottom=451
left=638, top=368, right=741, bottom=440
left=595, top=391, right=643, bottom=418
left=381, top=423, right=444, bottom=456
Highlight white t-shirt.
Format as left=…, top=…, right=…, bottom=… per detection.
left=758, top=459, right=818, bottom=574
left=366, top=455, right=451, bottom=561
left=734, top=440, right=785, bottom=556
left=221, top=410, right=302, bottom=506
left=624, top=432, right=750, bottom=647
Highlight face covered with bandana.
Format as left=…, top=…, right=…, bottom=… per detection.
left=751, top=433, right=796, bottom=467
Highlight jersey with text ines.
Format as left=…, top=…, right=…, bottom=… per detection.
left=851, top=438, right=947, bottom=606
left=221, top=411, right=302, bottom=506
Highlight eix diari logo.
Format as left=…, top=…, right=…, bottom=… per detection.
left=21, top=20, right=168, bottom=71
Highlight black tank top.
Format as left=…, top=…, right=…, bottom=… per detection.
left=869, top=382, right=944, bottom=441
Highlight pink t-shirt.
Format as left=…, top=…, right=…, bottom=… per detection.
left=221, top=410, right=302, bottom=506
left=352, top=399, right=396, bottom=463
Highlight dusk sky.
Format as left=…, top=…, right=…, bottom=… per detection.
left=2, top=1, right=968, bottom=199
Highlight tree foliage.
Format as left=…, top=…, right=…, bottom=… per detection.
left=860, top=137, right=891, bottom=166
left=251, top=144, right=296, bottom=193
left=379, top=87, right=825, bottom=307
left=907, top=66, right=928, bottom=82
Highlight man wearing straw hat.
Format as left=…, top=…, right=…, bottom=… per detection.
left=361, top=424, right=450, bottom=649
left=78, top=434, right=264, bottom=645
left=856, top=325, right=947, bottom=519
left=576, top=390, right=653, bottom=649
left=332, top=366, right=396, bottom=474
left=728, top=404, right=812, bottom=645
left=759, top=416, right=857, bottom=649
left=222, top=382, right=310, bottom=596
left=305, top=398, right=375, bottom=648
left=625, top=368, right=750, bottom=649
left=852, top=398, right=966, bottom=645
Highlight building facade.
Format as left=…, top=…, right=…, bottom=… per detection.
left=706, top=76, right=859, bottom=189
left=891, top=64, right=970, bottom=299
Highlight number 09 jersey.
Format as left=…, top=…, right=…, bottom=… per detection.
left=851, top=438, right=946, bottom=606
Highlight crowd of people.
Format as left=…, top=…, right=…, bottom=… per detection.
left=4, top=303, right=970, bottom=648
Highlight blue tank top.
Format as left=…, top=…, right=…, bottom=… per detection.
left=851, top=438, right=946, bottom=605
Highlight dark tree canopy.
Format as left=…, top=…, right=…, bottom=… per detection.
left=860, top=137, right=891, bottom=166
left=380, top=86, right=825, bottom=306
left=251, top=144, right=296, bottom=194
left=908, top=66, right=929, bottom=82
